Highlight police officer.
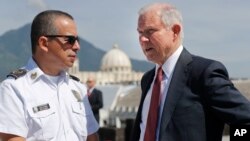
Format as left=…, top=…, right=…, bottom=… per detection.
left=0, top=10, right=99, bottom=141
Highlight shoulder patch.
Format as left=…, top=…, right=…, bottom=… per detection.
left=7, top=69, right=27, bottom=79
left=69, top=75, right=80, bottom=82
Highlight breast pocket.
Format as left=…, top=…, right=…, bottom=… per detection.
left=27, top=100, right=58, bottom=140
left=71, top=101, right=92, bottom=137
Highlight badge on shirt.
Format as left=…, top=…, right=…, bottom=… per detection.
left=71, top=89, right=82, bottom=102
left=33, top=103, right=50, bottom=113
left=30, top=72, right=37, bottom=79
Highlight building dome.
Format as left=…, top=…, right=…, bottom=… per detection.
left=101, top=44, right=132, bottom=72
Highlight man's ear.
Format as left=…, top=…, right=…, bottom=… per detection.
left=172, top=24, right=181, bottom=37
left=38, top=36, right=49, bottom=52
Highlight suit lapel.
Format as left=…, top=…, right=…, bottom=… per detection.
left=133, top=68, right=155, bottom=140
left=141, top=69, right=155, bottom=101
left=159, top=48, right=193, bottom=134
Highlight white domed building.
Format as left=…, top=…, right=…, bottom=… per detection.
left=68, top=44, right=144, bottom=85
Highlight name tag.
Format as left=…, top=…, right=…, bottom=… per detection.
left=33, top=103, right=50, bottom=113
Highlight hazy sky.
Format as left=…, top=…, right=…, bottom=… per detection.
left=1, top=0, right=250, bottom=78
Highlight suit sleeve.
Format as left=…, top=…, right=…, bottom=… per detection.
left=202, top=61, right=250, bottom=124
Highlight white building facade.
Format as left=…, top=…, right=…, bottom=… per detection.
left=68, top=44, right=144, bottom=85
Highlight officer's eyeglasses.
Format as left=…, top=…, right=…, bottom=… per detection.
left=45, top=35, right=79, bottom=45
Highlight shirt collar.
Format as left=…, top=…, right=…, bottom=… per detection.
left=155, top=45, right=183, bottom=79
left=88, top=87, right=95, bottom=93
left=25, top=57, right=69, bottom=84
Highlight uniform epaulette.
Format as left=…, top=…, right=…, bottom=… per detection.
left=7, top=69, right=27, bottom=79
left=69, top=74, right=80, bottom=82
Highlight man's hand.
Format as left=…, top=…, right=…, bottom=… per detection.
left=0, top=133, right=25, bottom=141
left=87, top=132, right=99, bottom=141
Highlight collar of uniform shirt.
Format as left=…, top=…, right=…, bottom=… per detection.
left=25, top=57, right=69, bottom=84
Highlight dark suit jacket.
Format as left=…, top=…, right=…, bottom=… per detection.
left=88, top=88, right=103, bottom=122
left=131, top=48, right=250, bottom=141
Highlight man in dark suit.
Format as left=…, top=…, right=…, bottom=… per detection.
left=131, top=2, right=250, bottom=141
left=86, top=76, right=103, bottom=123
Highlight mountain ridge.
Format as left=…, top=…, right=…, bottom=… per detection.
left=0, top=24, right=153, bottom=81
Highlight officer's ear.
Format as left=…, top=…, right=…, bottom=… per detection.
left=38, top=36, right=49, bottom=52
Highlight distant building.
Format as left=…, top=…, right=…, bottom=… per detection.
left=96, top=85, right=140, bottom=127
left=68, top=44, right=144, bottom=85
left=233, top=79, right=250, bottom=100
